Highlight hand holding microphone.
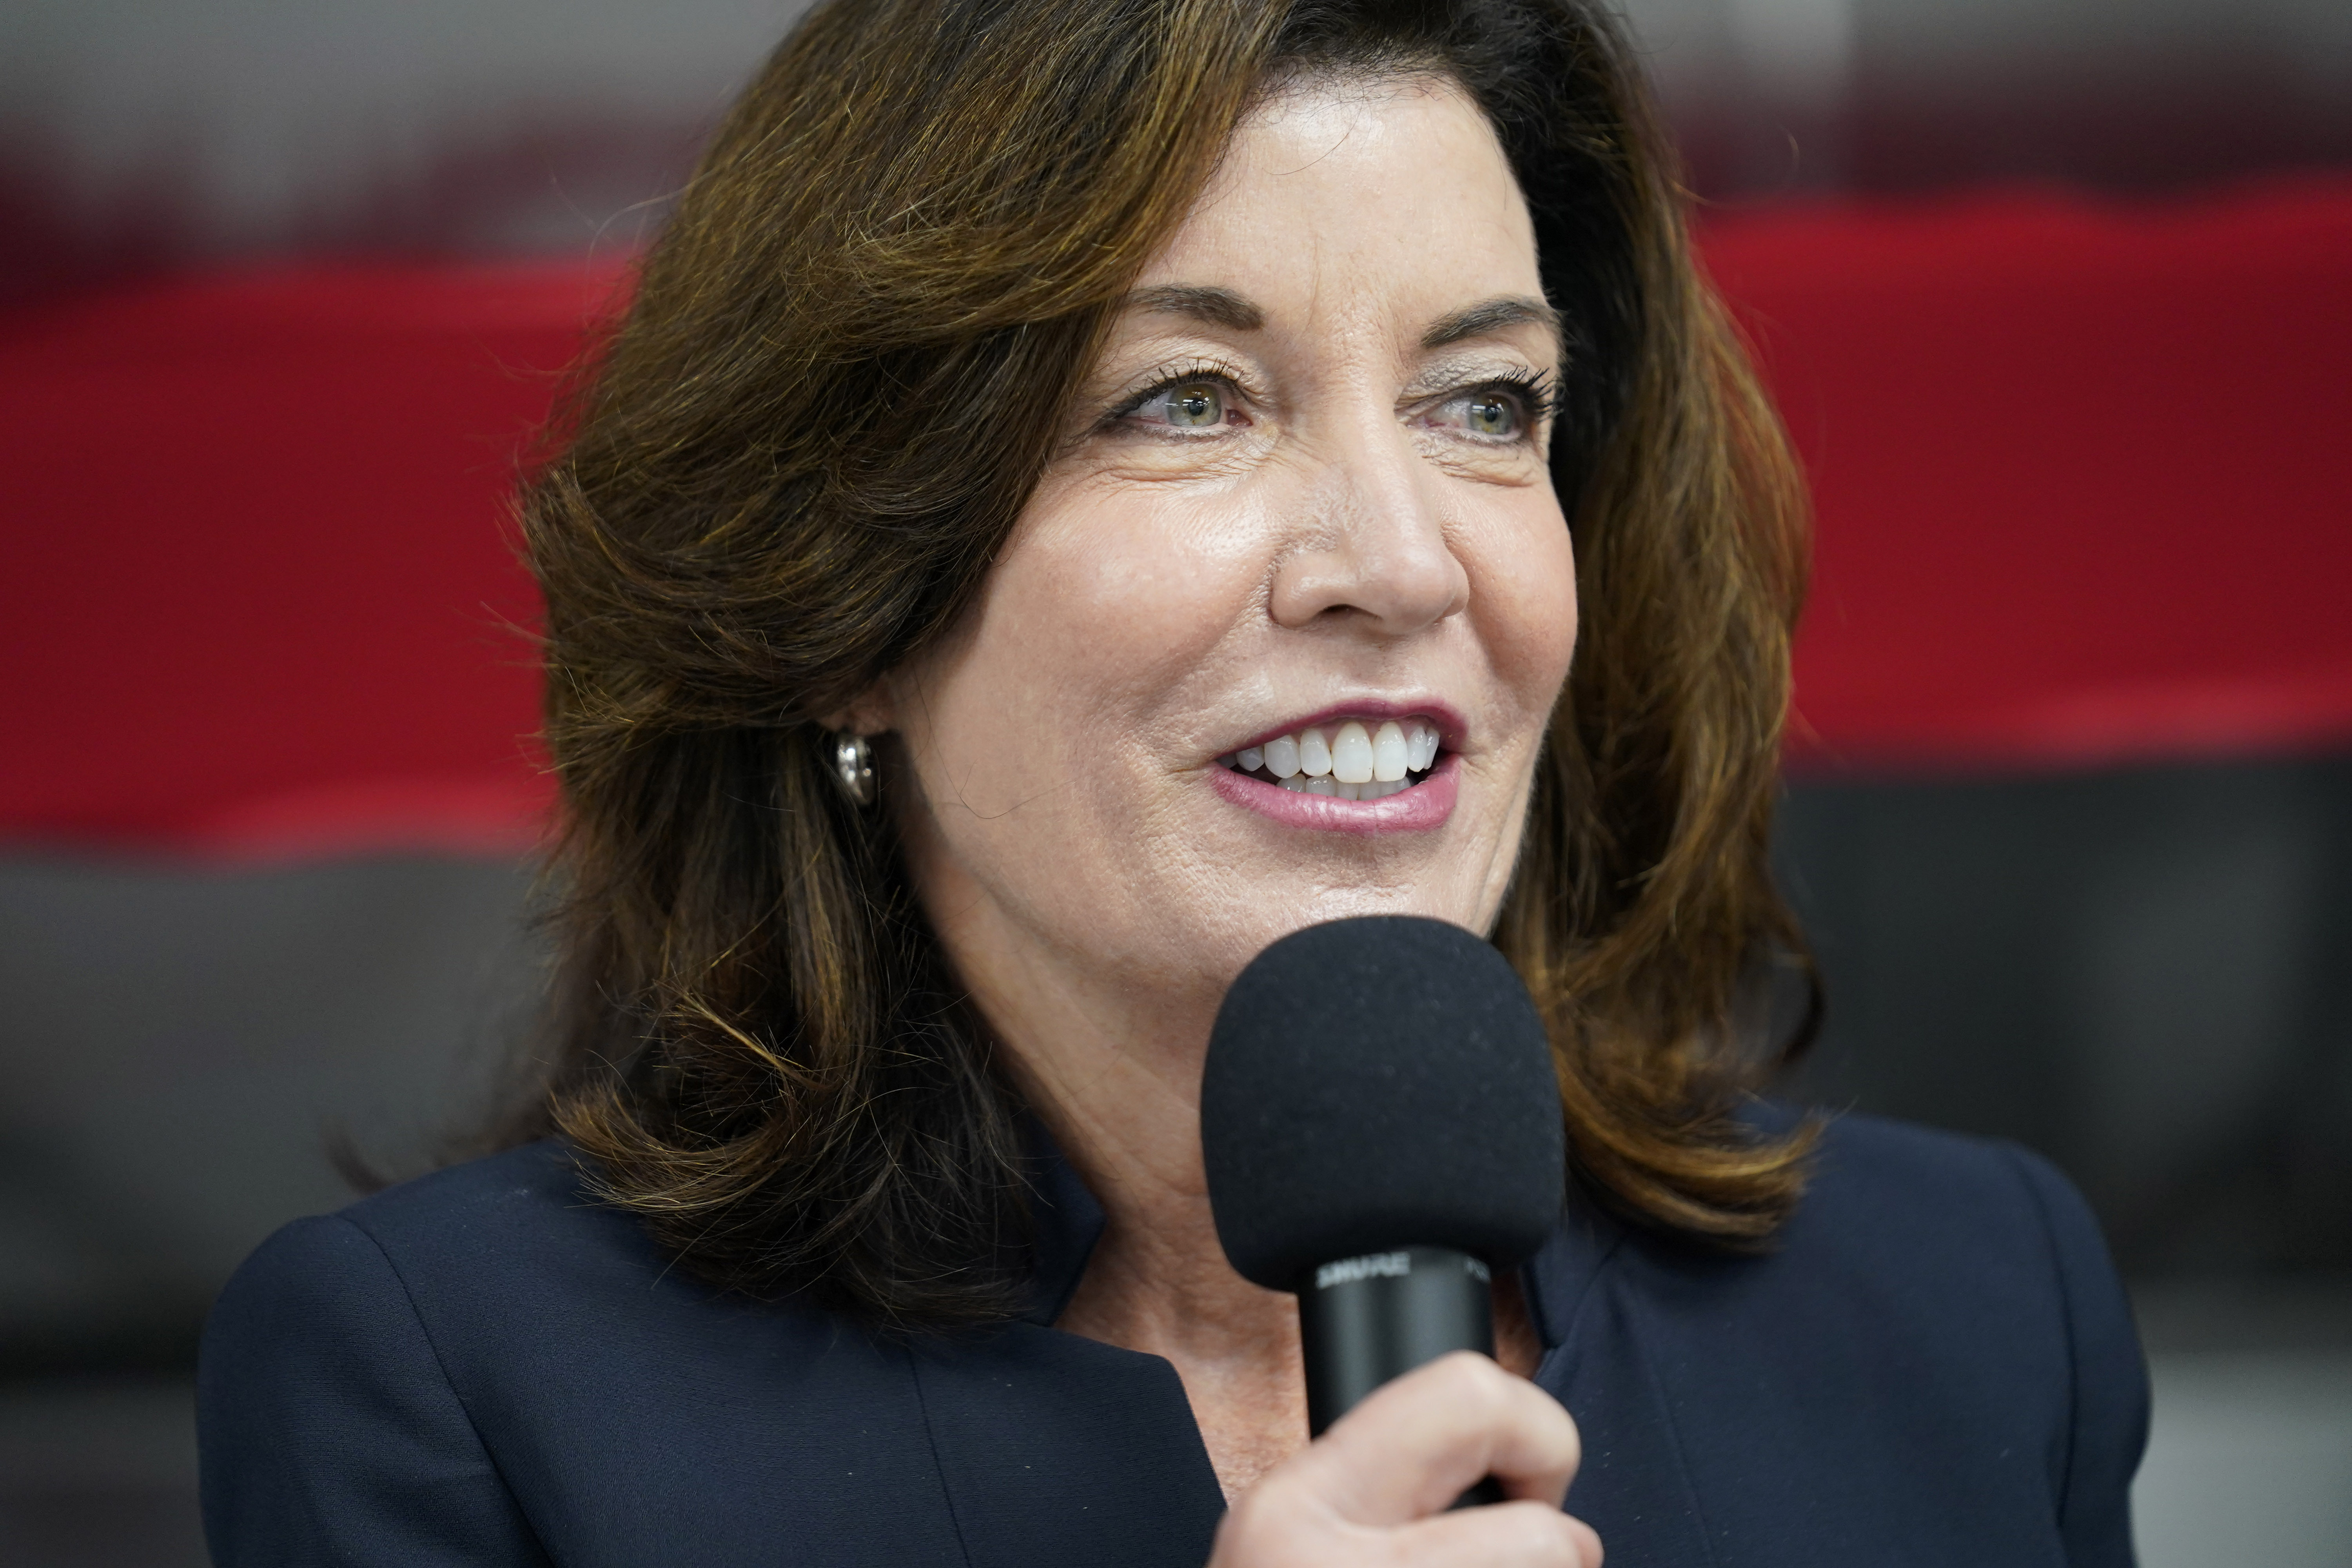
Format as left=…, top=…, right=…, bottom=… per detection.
left=1198, top=916, right=1602, bottom=1566
left=1207, top=1350, right=1600, bottom=1567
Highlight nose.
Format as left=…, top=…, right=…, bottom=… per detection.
left=1267, top=421, right=1470, bottom=638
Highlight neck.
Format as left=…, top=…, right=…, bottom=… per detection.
left=1017, top=1006, right=1312, bottom=1501
left=918, top=876, right=1546, bottom=1496
left=964, top=916, right=1293, bottom=1359
left=915, top=867, right=1309, bottom=1495
left=1022, top=1037, right=1296, bottom=1369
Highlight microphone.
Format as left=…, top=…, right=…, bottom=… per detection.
left=1200, top=915, right=1564, bottom=1504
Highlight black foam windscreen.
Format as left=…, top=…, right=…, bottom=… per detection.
left=1200, top=915, right=1566, bottom=1292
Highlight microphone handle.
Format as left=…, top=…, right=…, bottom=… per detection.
left=1297, top=1245, right=1503, bottom=1509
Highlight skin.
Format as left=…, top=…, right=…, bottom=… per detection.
left=853, top=76, right=1598, bottom=1564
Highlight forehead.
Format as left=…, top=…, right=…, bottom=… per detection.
left=1133, top=73, right=1543, bottom=310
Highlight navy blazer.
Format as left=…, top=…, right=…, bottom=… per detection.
left=198, top=1113, right=2147, bottom=1566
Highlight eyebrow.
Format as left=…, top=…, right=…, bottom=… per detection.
left=1122, top=284, right=1266, bottom=333
left=1420, top=295, right=1562, bottom=351
left=1120, top=284, right=1561, bottom=352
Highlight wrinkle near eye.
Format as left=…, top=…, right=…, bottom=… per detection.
left=1405, top=351, right=1554, bottom=402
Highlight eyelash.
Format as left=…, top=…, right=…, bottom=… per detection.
left=1103, top=362, right=1559, bottom=439
left=1445, top=368, right=1558, bottom=437
left=1103, top=359, right=1258, bottom=428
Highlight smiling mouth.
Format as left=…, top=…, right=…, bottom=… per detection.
left=1217, top=717, right=1445, bottom=800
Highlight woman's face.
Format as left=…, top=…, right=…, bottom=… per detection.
left=887, top=75, right=1577, bottom=1042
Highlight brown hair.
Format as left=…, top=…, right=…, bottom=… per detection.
left=517, top=0, right=1818, bottom=1325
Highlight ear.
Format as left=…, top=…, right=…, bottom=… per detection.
left=820, top=677, right=896, bottom=737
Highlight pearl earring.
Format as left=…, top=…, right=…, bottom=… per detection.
left=829, top=731, right=875, bottom=807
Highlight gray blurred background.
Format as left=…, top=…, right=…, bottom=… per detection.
left=4, top=1, right=2350, bottom=1564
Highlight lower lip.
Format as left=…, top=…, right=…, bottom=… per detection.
left=1206, top=753, right=1460, bottom=834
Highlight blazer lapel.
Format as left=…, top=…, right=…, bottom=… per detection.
left=905, top=1130, right=1227, bottom=1568
left=1528, top=1209, right=1726, bottom=1567
left=907, top=1323, right=1225, bottom=1568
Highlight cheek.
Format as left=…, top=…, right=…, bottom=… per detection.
left=1015, top=496, right=1244, bottom=678
left=915, top=475, right=1267, bottom=799
left=1469, top=501, right=1579, bottom=719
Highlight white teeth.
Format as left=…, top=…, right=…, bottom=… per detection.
left=1406, top=720, right=1439, bottom=771
left=1331, top=721, right=1374, bottom=784
left=1236, top=717, right=1441, bottom=793
left=1298, top=727, right=1333, bottom=778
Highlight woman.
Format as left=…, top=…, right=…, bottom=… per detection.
left=199, top=1, right=2148, bottom=1563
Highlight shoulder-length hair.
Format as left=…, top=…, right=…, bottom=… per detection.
left=518, top=0, right=1818, bottom=1325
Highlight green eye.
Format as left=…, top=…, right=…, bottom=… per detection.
left=1162, top=382, right=1225, bottom=428
left=1464, top=394, right=1519, bottom=437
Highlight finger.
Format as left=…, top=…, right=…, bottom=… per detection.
left=1291, top=1351, right=1581, bottom=1526
left=1385, top=1499, right=1604, bottom=1568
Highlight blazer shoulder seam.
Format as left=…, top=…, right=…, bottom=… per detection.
left=900, top=1342, right=980, bottom=1568
left=331, top=1211, right=556, bottom=1558
left=1623, top=1300, right=1730, bottom=1568
left=1993, top=1142, right=2080, bottom=1521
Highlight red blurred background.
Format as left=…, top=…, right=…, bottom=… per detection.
left=8, top=184, right=2350, bottom=856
